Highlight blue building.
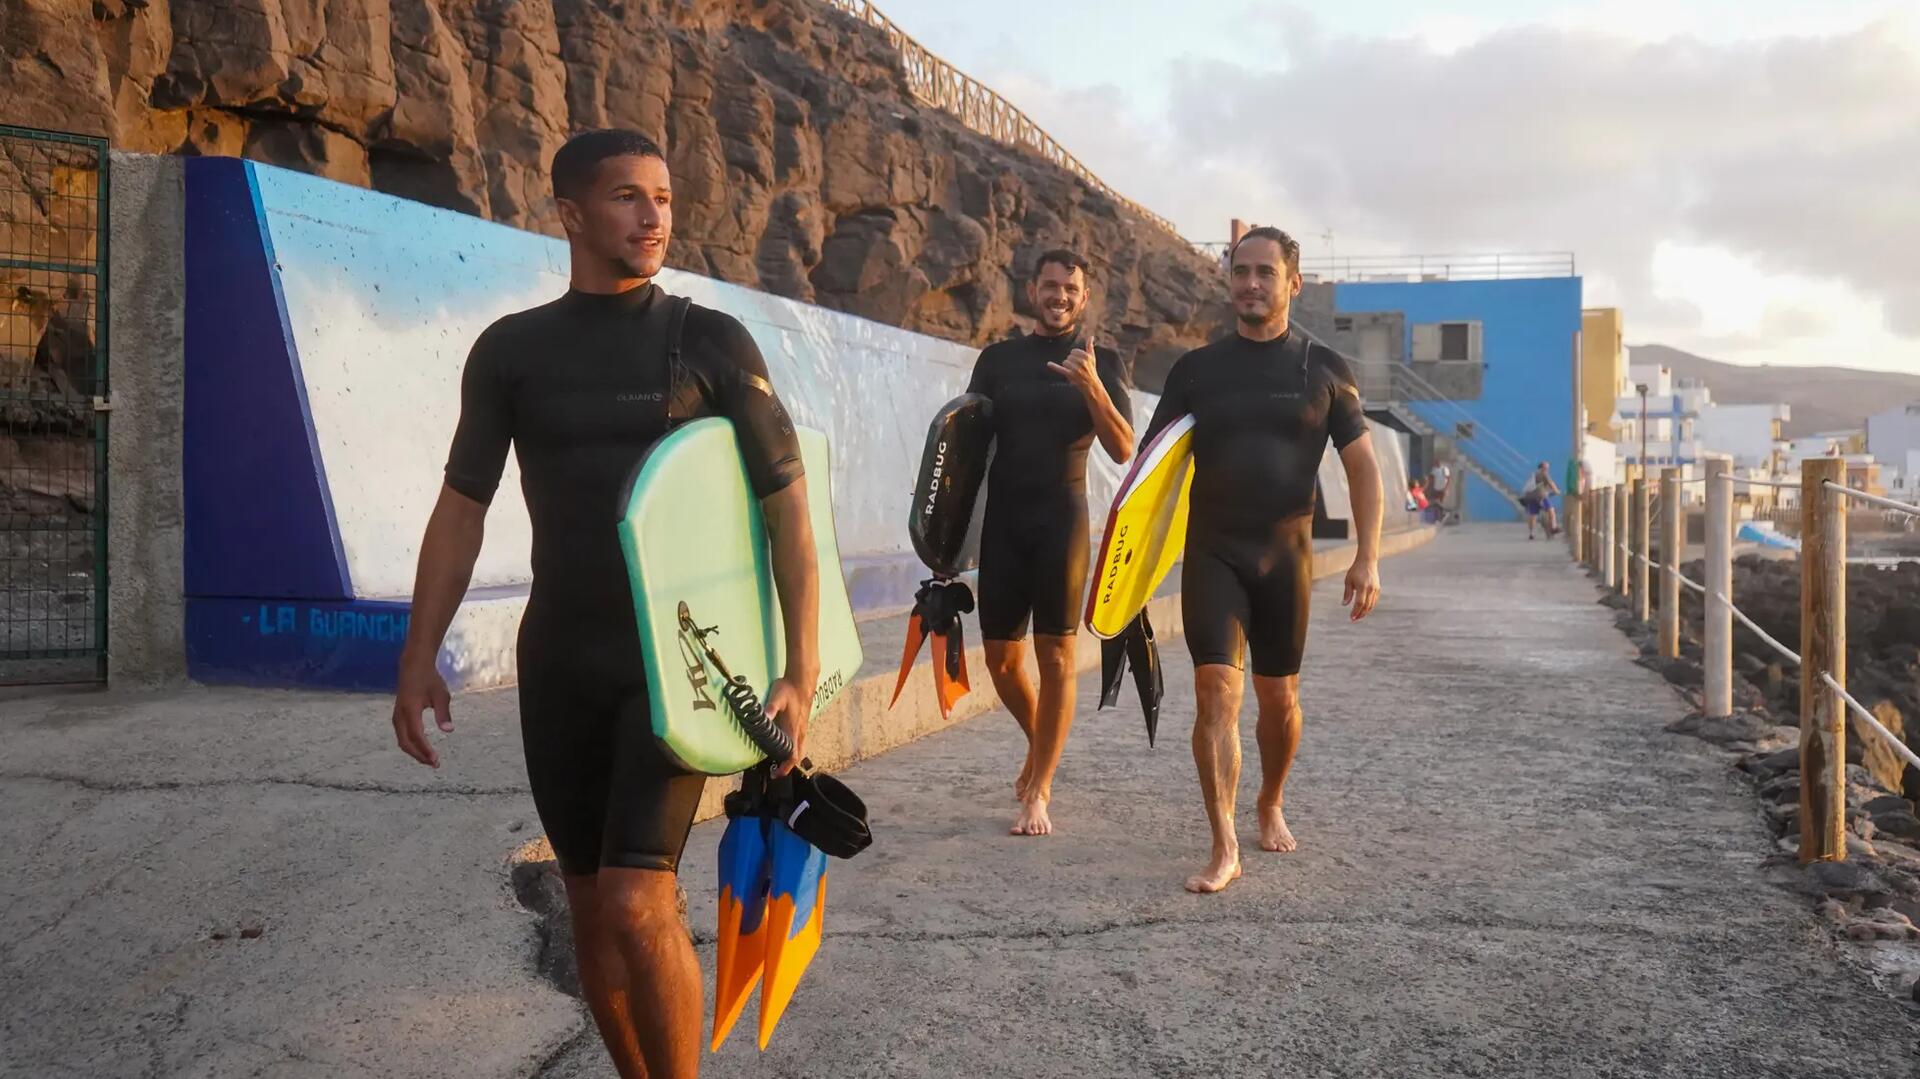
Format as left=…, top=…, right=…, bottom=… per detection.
left=1299, top=256, right=1584, bottom=523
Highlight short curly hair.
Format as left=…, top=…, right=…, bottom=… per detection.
left=551, top=129, right=665, bottom=203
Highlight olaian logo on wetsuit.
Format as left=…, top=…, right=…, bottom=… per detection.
left=618, top=390, right=666, bottom=403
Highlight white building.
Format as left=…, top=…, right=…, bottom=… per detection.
left=1868, top=402, right=1920, bottom=474
left=1581, top=433, right=1619, bottom=488
left=1696, top=403, right=1791, bottom=472
left=1616, top=364, right=1708, bottom=470
left=1885, top=451, right=1919, bottom=498
left=1787, top=435, right=1846, bottom=464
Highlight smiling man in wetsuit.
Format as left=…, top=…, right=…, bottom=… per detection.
left=388, top=129, right=819, bottom=1079
left=1142, top=226, right=1383, bottom=894
left=967, top=248, right=1134, bottom=837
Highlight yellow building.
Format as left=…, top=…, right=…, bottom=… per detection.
left=1581, top=308, right=1625, bottom=441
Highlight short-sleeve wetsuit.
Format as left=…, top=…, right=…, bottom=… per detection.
left=965, top=331, right=1132, bottom=640
left=444, top=284, right=803, bottom=876
left=1142, top=328, right=1367, bottom=677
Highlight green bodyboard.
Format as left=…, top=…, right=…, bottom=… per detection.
left=619, top=419, right=863, bottom=776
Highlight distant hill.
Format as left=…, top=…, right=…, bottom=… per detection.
left=1630, top=344, right=1920, bottom=438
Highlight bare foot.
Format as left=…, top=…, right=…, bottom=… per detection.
left=1014, top=757, right=1034, bottom=803
left=1010, top=795, right=1052, bottom=837
left=1258, top=804, right=1297, bottom=853
left=1184, top=850, right=1241, bottom=893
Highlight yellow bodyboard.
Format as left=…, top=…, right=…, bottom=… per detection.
left=1085, top=415, right=1195, bottom=639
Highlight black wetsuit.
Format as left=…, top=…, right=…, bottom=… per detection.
left=1143, top=329, right=1367, bottom=677
left=444, top=284, right=803, bottom=876
left=966, top=331, right=1131, bottom=640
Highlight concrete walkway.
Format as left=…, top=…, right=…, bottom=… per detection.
left=4, top=528, right=1916, bottom=1077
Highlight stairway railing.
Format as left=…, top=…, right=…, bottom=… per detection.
left=1359, top=360, right=1536, bottom=499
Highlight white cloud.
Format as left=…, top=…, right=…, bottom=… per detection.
left=977, top=8, right=1920, bottom=371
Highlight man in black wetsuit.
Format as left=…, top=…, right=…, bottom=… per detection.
left=967, top=249, right=1134, bottom=837
left=389, top=130, right=819, bottom=1078
left=1141, top=226, right=1382, bottom=894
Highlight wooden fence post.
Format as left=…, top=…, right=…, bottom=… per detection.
left=1800, top=457, right=1848, bottom=863
left=1601, top=486, right=1617, bottom=588
left=1633, top=475, right=1651, bottom=621
left=1616, top=474, right=1632, bottom=598
left=1659, top=468, right=1681, bottom=658
left=1704, top=458, right=1733, bottom=719
left=1586, top=489, right=1597, bottom=571
left=1569, top=480, right=1585, bottom=564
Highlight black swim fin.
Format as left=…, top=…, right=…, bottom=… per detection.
left=1099, top=632, right=1128, bottom=710
left=1125, top=610, right=1163, bottom=747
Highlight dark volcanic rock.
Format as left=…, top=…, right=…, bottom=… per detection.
left=5, top=0, right=1230, bottom=371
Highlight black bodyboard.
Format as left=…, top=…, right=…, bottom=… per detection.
left=908, top=393, right=994, bottom=578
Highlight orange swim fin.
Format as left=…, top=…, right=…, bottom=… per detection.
left=930, top=627, right=970, bottom=718
left=890, top=612, right=930, bottom=708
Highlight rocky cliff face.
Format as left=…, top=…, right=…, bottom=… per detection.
left=4, top=0, right=1228, bottom=377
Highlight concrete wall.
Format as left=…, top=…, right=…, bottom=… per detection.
left=109, top=152, right=1413, bottom=691
left=1336, top=277, right=1583, bottom=522
left=176, top=156, right=1070, bottom=689
left=1406, top=359, right=1483, bottom=401
left=105, top=152, right=187, bottom=683
left=1294, top=283, right=1407, bottom=403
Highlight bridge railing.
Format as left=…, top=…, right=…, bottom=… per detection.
left=1301, top=252, right=1577, bottom=282
left=1578, top=460, right=1920, bottom=864
left=820, top=0, right=1187, bottom=241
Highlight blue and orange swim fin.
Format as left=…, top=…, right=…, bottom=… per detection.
left=711, top=778, right=773, bottom=1051
left=758, top=818, right=828, bottom=1049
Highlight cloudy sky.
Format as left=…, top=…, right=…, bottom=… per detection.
left=871, top=0, right=1919, bottom=374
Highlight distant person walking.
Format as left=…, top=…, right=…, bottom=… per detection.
left=1426, top=460, right=1452, bottom=525
left=1521, top=461, right=1561, bottom=540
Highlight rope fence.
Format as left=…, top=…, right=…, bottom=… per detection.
left=1827, top=481, right=1920, bottom=517
left=1830, top=673, right=1920, bottom=773
left=1720, top=591, right=1802, bottom=667
left=1573, top=459, right=1920, bottom=864
left=1675, top=475, right=1802, bottom=490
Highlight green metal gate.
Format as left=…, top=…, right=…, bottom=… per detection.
left=1, top=124, right=110, bottom=684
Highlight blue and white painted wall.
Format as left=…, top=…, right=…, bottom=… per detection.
left=181, top=158, right=1401, bottom=691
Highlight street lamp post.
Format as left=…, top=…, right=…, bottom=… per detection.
left=1637, top=383, right=1650, bottom=470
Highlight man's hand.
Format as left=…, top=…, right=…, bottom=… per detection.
left=392, top=659, right=453, bottom=768
left=763, top=675, right=815, bottom=777
left=1343, top=558, right=1381, bottom=622
left=1048, top=334, right=1109, bottom=405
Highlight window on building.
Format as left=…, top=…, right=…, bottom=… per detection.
left=1440, top=323, right=1470, bottom=361
left=1333, top=317, right=1353, bottom=331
